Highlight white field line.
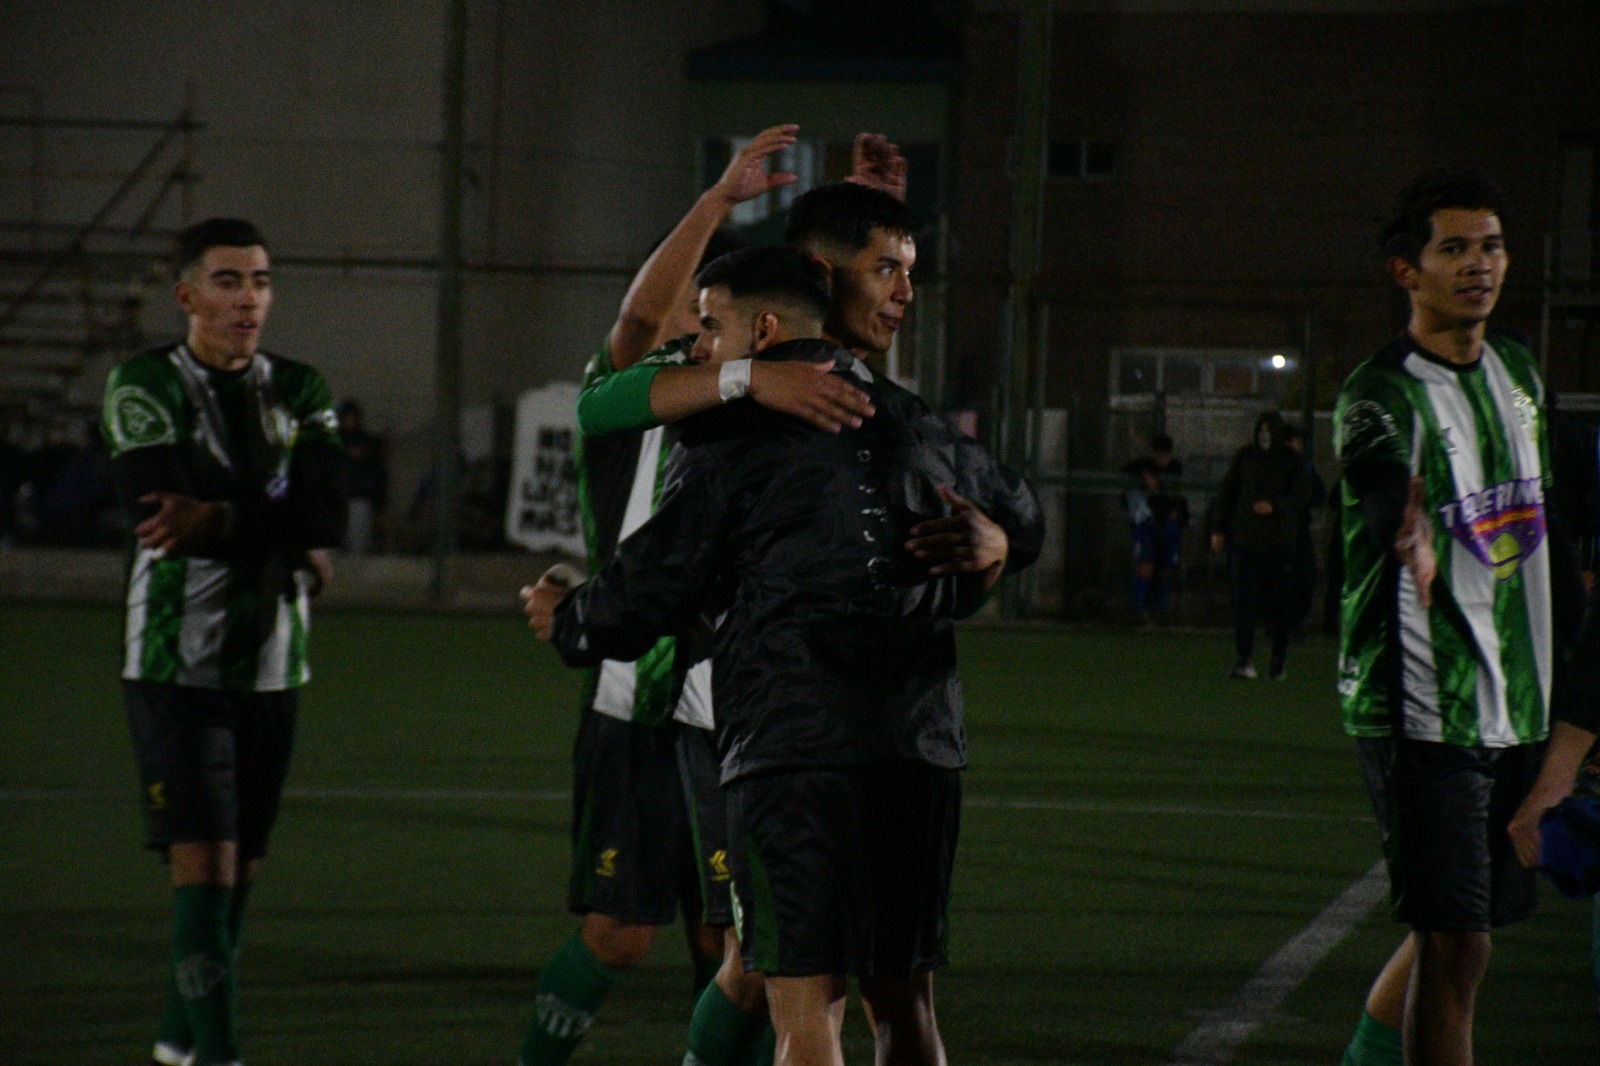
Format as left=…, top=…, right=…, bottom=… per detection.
left=0, top=785, right=1368, bottom=824
left=1162, top=860, right=1390, bottom=1066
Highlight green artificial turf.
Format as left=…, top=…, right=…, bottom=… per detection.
left=0, top=604, right=1594, bottom=1064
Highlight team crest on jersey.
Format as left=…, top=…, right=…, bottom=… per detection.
left=1509, top=386, right=1538, bottom=439
left=1336, top=399, right=1399, bottom=456
left=1437, top=478, right=1545, bottom=580
left=109, top=385, right=176, bottom=450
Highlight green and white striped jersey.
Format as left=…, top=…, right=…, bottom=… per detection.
left=573, top=339, right=691, bottom=727
left=1334, top=331, right=1552, bottom=747
left=102, top=344, right=340, bottom=691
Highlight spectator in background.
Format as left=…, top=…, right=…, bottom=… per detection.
left=1121, top=432, right=1187, bottom=622
left=25, top=419, right=113, bottom=546
left=1211, top=411, right=1309, bottom=680
left=338, top=400, right=388, bottom=553
left=1283, top=423, right=1327, bottom=635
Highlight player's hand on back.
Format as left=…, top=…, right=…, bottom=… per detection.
left=907, top=485, right=1009, bottom=579
left=748, top=359, right=874, bottom=433
left=713, top=124, right=800, bottom=207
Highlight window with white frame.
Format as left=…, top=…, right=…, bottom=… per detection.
left=1109, top=347, right=1300, bottom=403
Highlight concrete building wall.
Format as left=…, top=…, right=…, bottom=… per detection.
left=952, top=2, right=1600, bottom=469
left=1, top=0, right=763, bottom=500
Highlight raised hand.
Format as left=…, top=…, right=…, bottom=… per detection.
left=713, top=124, right=801, bottom=207
left=847, top=132, right=908, bottom=202
left=1395, top=476, right=1436, bottom=608
left=749, top=359, right=875, bottom=433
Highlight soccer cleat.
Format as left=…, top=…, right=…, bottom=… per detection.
left=1229, top=663, right=1258, bottom=680
left=151, top=1042, right=194, bottom=1066
left=1267, top=665, right=1287, bottom=681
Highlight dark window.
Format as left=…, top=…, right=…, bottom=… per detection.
left=1048, top=138, right=1118, bottom=180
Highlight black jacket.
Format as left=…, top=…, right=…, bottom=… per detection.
left=1216, top=411, right=1309, bottom=557
left=551, top=339, right=1044, bottom=783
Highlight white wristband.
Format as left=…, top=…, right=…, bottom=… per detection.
left=718, top=358, right=753, bottom=402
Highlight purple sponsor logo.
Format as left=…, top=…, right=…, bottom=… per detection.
left=1436, top=478, right=1545, bottom=580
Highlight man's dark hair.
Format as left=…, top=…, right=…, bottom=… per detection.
left=177, top=217, right=268, bottom=276
left=696, top=246, right=832, bottom=324
left=1151, top=432, right=1174, bottom=453
left=783, top=182, right=920, bottom=253
left=1379, top=168, right=1506, bottom=265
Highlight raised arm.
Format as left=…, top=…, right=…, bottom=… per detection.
left=608, top=124, right=799, bottom=370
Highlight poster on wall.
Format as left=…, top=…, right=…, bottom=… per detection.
left=505, top=382, right=584, bottom=556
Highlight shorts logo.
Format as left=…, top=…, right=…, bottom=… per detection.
left=1436, top=478, right=1546, bottom=580
left=109, top=386, right=177, bottom=451
left=708, top=849, right=730, bottom=883
left=148, top=781, right=167, bottom=811
left=595, top=848, right=618, bottom=878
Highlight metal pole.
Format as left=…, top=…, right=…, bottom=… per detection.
left=1001, top=0, right=1052, bottom=619
left=431, top=0, right=468, bottom=603
left=1300, top=307, right=1316, bottom=452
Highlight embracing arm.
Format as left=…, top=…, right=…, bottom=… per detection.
left=548, top=446, right=731, bottom=666
left=578, top=357, right=876, bottom=438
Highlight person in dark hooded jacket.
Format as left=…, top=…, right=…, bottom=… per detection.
left=1211, top=410, right=1311, bottom=679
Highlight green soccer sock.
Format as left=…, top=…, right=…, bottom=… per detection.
left=172, top=884, right=238, bottom=1066
left=154, top=967, right=192, bottom=1055
left=693, top=951, right=721, bottom=997
left=156, top=879, right=251, bottom=1058
left=1340, top=1010, right=1402, bottom=1066
left=517, top=933, right=621, bottom=1066
left=682, top=981, right=771, bottom=1066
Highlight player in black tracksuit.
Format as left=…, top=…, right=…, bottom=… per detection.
left=539, top=247, right=1042, bottom=1066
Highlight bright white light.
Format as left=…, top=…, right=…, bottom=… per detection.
left=1270, top=354, right=1287, bottom=370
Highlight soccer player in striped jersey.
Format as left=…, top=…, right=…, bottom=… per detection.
left=103, top=218, right=347, bottom=1066
left=1334, top=169, right=1585, bottom=1066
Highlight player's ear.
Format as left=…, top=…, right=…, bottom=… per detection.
left=174, top=280, right=194, bottom=315
left=752, top=311, right=781, bottom=352
left=1386, top=255, right=1418, bottom=291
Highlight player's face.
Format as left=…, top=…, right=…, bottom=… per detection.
left=690, top=285, right=758, bottom=366
left=826, top=227, right=914, bottom=355
left=177, top=244, right=272, bottom=366
left=1399, top=208, right=1507, bottom=331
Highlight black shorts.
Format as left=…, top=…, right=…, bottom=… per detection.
left=568, top=710, right=700, bottom=925
left=727, top=760, right=960, bottom=978
left=1357, top=736, right=1542, bottom=932
left=678, top=723, right=734, bottom=927
left=123, top=680, right=298, bottom=861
